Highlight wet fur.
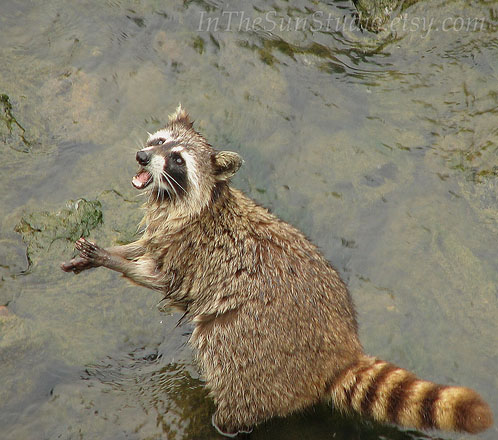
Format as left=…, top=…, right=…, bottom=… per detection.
left=62, top=106, right=493, bottom=435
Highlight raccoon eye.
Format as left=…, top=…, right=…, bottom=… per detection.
left=174, top=155, right=185, bottom=166
left=157, top=139, right=164, bottom=145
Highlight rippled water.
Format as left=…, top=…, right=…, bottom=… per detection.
left=0, top=1, right=496, bottom=439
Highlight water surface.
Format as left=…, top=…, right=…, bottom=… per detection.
left=0, top=1, right=496, bottom=439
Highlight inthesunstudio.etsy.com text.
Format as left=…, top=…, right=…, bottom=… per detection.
left=197, top=10, right=486, bottom=37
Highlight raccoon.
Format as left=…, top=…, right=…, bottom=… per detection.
left=61, top=106, right=493, bottom=436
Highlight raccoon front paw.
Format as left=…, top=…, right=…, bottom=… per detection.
left=60, top=255, right=98, bottom=274
left=74, top=238, right=110, bottom=267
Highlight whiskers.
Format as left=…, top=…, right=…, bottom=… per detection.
left=130, top=136, right=144, bottom=152
left=161, top=171, right=187, bottom=195
left=134, top=190, right=149, bottom=201
left=149, top=184, right=167, bottom=205
left=138, top=169, right=187, bottom=208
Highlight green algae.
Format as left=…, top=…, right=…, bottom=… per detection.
left=15, top=199, right=103, bottom=270
left=0, top=93, right=32, bottom=152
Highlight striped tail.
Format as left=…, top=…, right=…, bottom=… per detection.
left=329, top=355, right=493, bottom=434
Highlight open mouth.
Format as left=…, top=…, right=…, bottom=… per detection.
left=132, top=168, right=153, bottom=189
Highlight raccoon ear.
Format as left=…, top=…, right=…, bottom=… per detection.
left=168, top=104, right=193, bottom=129
left=213, top=151, right=243, bottom=181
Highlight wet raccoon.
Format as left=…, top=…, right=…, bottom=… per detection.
left=62, top=106, right=493, bottom=437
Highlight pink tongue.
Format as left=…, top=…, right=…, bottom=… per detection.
left=132, top=170, right=152, bottom=189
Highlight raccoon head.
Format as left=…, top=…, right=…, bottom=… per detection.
left=132, top=105, right=242, bottom=214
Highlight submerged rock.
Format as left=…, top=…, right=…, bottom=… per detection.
left=15, top=199, right=103, bottom=270
left=352, top=0, right=419, bottom=32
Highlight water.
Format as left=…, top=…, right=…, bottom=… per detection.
left=0, top=1, right=496, bottom=439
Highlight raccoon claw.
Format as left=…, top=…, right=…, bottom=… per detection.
left=61, top=238, right=109, bottom=273
left=211, top=415, right=253, bottom=438
left=75, top=238, right=109, bottom=266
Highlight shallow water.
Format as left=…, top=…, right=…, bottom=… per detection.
left=0, top=1, right=496, bottom=439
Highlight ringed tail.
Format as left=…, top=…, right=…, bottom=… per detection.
left=329, top=355, right=493, bottom=434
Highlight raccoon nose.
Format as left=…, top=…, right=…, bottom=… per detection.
left=136, top=150, right=151, bottom=166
